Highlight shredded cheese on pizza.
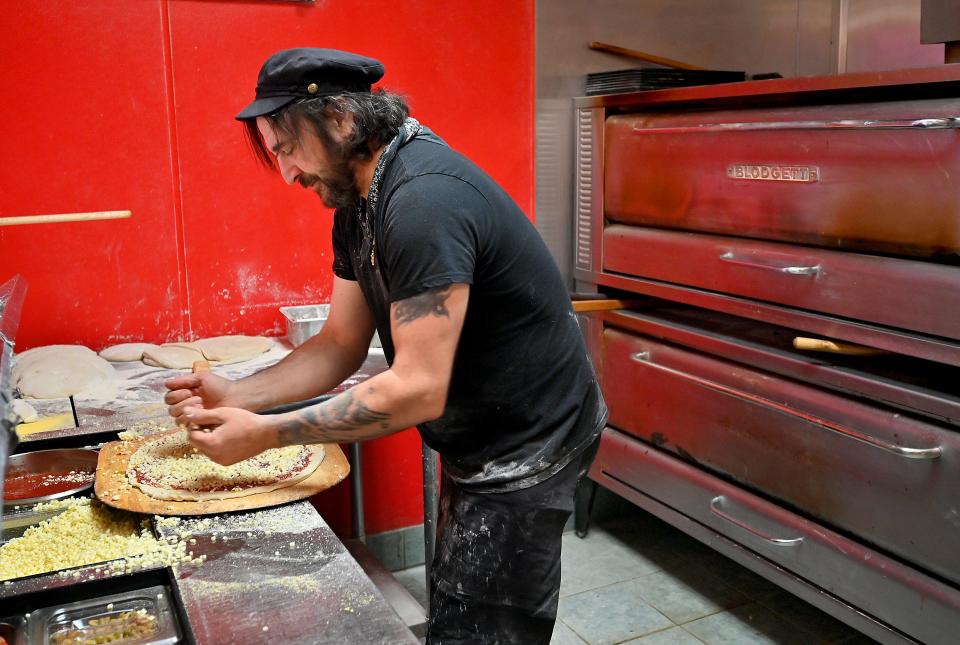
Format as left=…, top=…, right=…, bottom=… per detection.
left=127, top=431, right=317, bottom=497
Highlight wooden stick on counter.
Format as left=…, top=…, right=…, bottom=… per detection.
left=0, top=210, right=132, bottom=227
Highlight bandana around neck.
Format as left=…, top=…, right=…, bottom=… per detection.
left=366, top=117, right=422, bottom=217
left=357, top=118, right=423, bottom=267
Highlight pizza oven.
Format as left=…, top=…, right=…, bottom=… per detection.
left=574, top=66, right=960, bottom=645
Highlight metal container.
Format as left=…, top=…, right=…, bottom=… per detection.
left=27, top=585, right=180, bottom=645
left=280, top=304, right=330, bottom=347
left=3, top=448, right=98, bottom=507
left=0, top=614, right=26, bottom=645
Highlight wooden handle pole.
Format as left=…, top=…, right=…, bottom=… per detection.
left=792, top=337, right=889, bottom=356
left=588, top=41, right=706, bottom=70
left=572, top=299, right=645, bottom=313
left=0, top=210, right=132, bottom=227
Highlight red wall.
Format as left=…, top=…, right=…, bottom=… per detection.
left=0, top=0, right=534, bottom=535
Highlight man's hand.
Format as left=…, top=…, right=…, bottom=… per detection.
left=181, top=406, right=279, bottom=466
left=164, top=371, right=239, bottom=424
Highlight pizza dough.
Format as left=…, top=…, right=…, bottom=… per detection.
left=142, top=344, right=205, bottom=369
left=99, top=342, right=160, bottom=362
left=126, top=430, right=324, bottom=501
left=13, top=345, right=116, bottom=399
left=141, top=336, right=273, bottom=369
left=192, top=336, right=273, bottom=362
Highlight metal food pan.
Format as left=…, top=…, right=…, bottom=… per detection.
left=280, top=304, right=330, bottom=347
left=3, top=449, right=98, bottom=507
left=28, top=584, right=180, bottom=645
left=0, top=615, right=26, bottom=645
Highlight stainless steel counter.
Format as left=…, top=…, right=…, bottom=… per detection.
left=1, top=500, right=418, bottom=644
left=158, top=501, right=418, bottom=644
left=3, top=348, right=414, bottom=643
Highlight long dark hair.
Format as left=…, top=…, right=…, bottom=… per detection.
left=244, top=89, right=410, bottom=169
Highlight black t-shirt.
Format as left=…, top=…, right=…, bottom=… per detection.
left=333, top=127, right=606, bottom=492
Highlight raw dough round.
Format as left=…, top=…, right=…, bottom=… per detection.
left=12, top=345, right=94, bottom=378
left=99, top=342, right=160, bottom=362
left=13, top=345, right=116, bottom=399
left=142, top=344, right=205, bottom=369
left=126, top=430, right=324, bottom=501
left=193, top=336, right=274, bottom=362
left=141, top=336, right=273, bottom=369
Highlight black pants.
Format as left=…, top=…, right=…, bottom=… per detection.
left=427, top=442, right=599, bottom=645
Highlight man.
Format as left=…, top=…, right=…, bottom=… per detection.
left=165, top=48, right=606, bottom=644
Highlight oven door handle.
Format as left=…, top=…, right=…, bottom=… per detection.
left=709, top=496, right=804, bottom=546
left=631, top=116, right=960, bottom=134
left=719, top=251, right=820, bottom=276
left=629, top=352, right=943, bottom=460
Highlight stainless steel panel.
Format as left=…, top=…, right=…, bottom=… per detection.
left=593, top=428, right=960, bottom=645
left=601, top=327, right=960, bottom=586
left=603, top=226, right=960, bottom=341
left=921, top=0, right=960, bottom=44
left=845, top=0, right=944, bottom=72
left=534, top=95, right=575, bottom=286
left=574, top=107, right=603, bottom=273
left=603, top=99, right=960, bottom=258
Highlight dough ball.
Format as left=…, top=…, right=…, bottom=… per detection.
left=99, top=342, right=160, bottom=362
left=193, top=336, right=273, bottom=362
left=142, top=344, right=205, bottom=369
left=13, top=345, right=115, bottom=399
left=12, top=345, right=95, bottom=381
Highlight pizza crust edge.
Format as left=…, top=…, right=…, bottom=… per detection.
left=128, top=444, right=326, bottom=502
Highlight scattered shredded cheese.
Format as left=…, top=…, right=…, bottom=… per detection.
left=0, top=498, right=199, bottom=581
left=127, top=431, right=310, bottom=492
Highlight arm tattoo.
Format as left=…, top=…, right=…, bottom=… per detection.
left=276, top=389, right=392, bottom=446
left=393, top=286, right=451, bottom=326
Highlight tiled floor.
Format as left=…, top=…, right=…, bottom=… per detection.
left=394, top=508, right=879, bottom=645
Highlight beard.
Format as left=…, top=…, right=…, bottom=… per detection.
left=298, top=136, right=361, bottom=209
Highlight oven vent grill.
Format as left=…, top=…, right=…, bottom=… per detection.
left=575, top=108, right=594, bottom=271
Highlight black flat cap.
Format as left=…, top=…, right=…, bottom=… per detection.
left=236, top=48, right=385, bottom=121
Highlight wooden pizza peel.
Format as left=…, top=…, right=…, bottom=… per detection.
left=94, top=429, right=349, bottom=516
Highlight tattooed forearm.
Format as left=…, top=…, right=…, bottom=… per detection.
left=276, top=389, right=393, bottom=446
left=393, top=286, right=451, bottom=326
